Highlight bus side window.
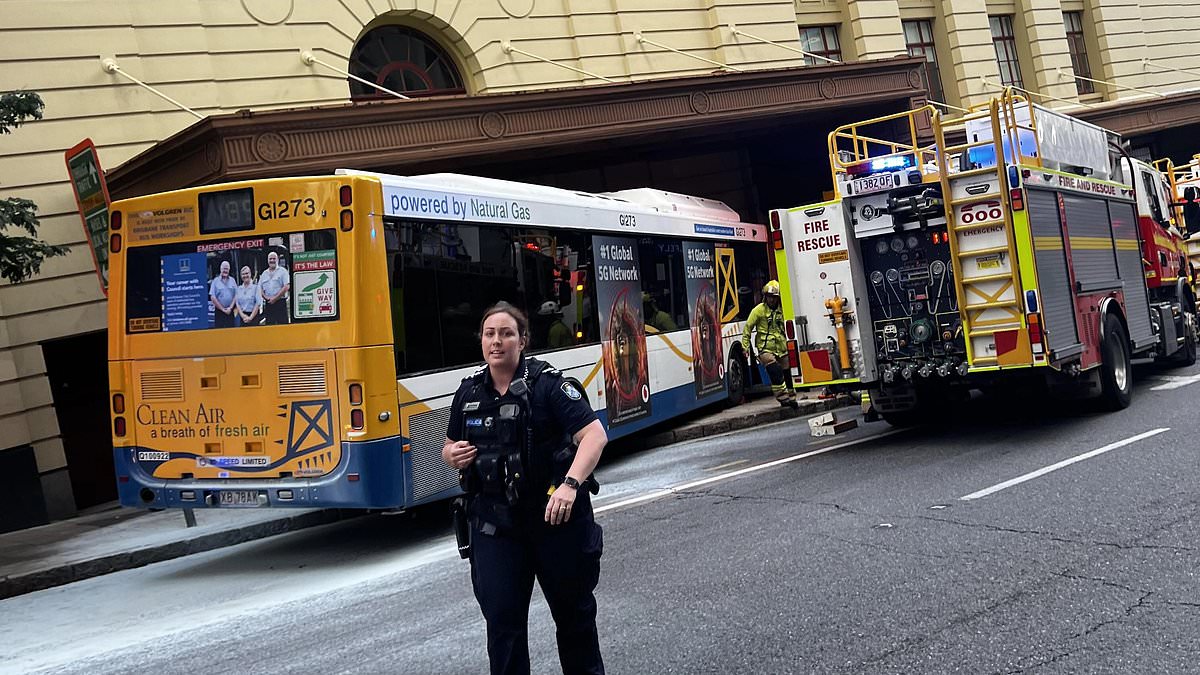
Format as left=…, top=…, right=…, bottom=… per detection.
left=731, top=240, right=771, bottom=321
left=637, top=237, right=686, bottom=334
left=522, top=229, right=599, bottom=354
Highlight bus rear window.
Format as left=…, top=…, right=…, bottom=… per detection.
left=124, top=229, right=338, bottom=333
left=198, top=188, right=255, bottom=234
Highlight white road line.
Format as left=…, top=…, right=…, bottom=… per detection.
left=595, top=428, right=905, bottom=514
left=704, top=459, right=749, bottom=472
left=1150, top=373, right=1200, bottom=390
left=959, top=427, right=1170, bottom=501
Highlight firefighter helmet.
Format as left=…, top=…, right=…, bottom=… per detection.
left=763, top=280, right=781, bottom=296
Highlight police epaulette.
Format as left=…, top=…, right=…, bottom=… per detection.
left=462, top=365, right=487, bottom=382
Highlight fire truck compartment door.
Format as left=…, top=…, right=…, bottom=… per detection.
left=1027, top=189, right=1081, bottom=357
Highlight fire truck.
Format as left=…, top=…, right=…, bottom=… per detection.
left=1153, top=154, right=1200, bottom=282
left=771, top=92, right=1197, bottom=424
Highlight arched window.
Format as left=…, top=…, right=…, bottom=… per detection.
left=348, top=25, right=465, bottom=99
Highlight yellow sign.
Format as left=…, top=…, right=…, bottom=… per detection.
left=977, top=254, right=1002, bottom=270
left=818, top=249, right=849, bottom=264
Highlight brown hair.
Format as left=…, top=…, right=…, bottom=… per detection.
left=479, top=301, right=529, bottom=342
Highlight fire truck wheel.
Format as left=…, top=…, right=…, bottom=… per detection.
left=1098, top=314, right=1132, bottom=411
left=1172, top=322, right=1197, bottom=367
left=880, top=408, right=923, bottom=427
left=725, top=354, right=746, bottom=406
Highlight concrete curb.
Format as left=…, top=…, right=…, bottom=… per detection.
left=638, top=395, right=858, bottom=449
left=1, top=396, right=860, bottom=600
left=0, top=509, right=351, bottom=601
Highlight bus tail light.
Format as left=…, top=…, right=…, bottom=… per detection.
left=348, top=383, right=363, bottom=405
left=114, top=416, right=127, bottom=437
left=110, top=233, right=122, bottom=253
left=339, top=185, right=352, bottom=207
left=112, top=393, right=125, bottom=414
left=110, top=210, right=122, bottom=231
left=350, top=408, right=365, bottom=430
left=340, top=209, right=353, bottom=232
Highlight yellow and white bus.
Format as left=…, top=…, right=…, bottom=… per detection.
left=108, top=171, right=769, bottom=510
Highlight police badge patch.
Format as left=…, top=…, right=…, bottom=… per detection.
left=561, top=382, right=582, bottom=400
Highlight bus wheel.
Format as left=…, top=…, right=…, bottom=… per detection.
left=725, top=354, right=746, bottom=406
left=1097, top=314, right=1132, bottom=411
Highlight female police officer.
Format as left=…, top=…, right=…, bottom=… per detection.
left=443, top=301, right=607, bottom=675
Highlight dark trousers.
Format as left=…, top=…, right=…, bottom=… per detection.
left=758, top=351, right=796, bottom=404
left=263, top=299, right=288, bottom=325
left=214, top=309, right=235, bottom=328
left=470, top=510, right=604, bottom=675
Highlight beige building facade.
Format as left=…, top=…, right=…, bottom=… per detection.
left=3, top=0, right=1200, bottom=530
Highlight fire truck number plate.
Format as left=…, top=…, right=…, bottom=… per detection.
left=851, top=174, right=894, bottom=196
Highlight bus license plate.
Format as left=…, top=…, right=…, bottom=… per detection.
left=217, top=490, right=265, bottom=507
left=852, top=174, right=894, bottom=195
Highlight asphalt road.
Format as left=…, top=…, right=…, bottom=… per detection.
left=5, top=363, right=1200, bottom=674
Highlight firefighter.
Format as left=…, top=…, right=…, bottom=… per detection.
left=538, top=300, right=573, bottom=349
left=443, top=301, right=607, bottom=675
left=642, top=292, right=677, bottom=333
left=741, top=280, right=798, bottom=408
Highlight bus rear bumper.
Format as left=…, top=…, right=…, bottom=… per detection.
left=113, top=437, right=413, bottom=510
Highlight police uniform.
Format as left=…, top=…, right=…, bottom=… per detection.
left=448, top=355, right=605, bottom=675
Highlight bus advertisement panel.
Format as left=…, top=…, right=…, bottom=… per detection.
left=124, top=230, right=337, bottom=333
left=683, top=241, right=724, bottom=397
left=594, top=235, right=652, bottom=427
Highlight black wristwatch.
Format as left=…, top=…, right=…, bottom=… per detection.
left=562, top=476, right=582, bottom=490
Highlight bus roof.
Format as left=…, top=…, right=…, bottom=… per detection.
left=337, top=169, right=765, bottom=242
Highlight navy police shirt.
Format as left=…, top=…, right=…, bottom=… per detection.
left=447, top=355, right=597, bottom=451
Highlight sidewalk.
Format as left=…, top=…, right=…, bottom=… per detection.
left=0, top=392, right=853, bottom=600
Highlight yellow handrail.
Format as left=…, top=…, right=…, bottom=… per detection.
left=826, top=105, right=939, bottom=189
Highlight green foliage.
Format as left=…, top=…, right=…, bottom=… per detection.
left=1, top=198, right=70, bottom=284
left=1, top=90, right=68, bottom=284
left=0, top=91, right=44, bottom=134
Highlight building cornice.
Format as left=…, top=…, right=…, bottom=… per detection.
left=108, top=57, right=929, bottom=199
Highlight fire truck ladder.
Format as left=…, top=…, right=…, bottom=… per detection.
left=932, top=93, right=1038, bottom=367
